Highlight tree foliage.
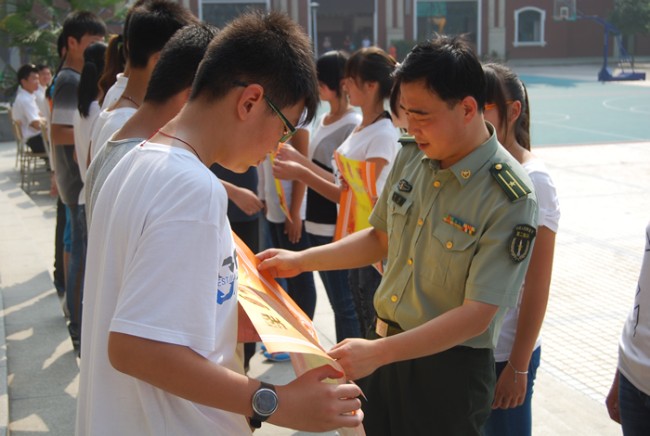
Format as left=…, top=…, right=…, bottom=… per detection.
left=0, top=0, right=126, bottom=66
left=610, top=0, right=650, bottom=36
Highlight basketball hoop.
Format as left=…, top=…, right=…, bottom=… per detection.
left=554, top=0, right=577, bottom=21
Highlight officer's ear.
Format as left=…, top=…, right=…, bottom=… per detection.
left=459, top=96, right=479, bottom=123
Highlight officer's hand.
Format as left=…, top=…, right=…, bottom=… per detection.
left=256, top=248, right=303, bottom=278
left=328, top=338, right=385, bottom=381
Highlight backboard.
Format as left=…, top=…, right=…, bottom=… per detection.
left=553, top=0, right=577, bottom=21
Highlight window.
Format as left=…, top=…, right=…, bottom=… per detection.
left=201, top=1, right=268, bottom=28
left=514, top=7, right=545, bottom=47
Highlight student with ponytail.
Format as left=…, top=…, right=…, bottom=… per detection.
left=481, top=62, right=560, bottom=436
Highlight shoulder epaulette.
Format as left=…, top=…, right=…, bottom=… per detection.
left=489, top=163, right=531, bottom=201
left=398, top=135, right=416, bottom=146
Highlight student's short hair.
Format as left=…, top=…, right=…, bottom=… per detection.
left=78, top=42, right=107, bottom=118
left=393, top=35, right=486, bottom=109
left=317, top=50, right=348, bottom=96
left=345, top=47, right=396, bottom=101
left=17, top=64, right=38, bottom=84
left=145, top=24, right=218, bottom=104
left=126, top=0, right=199, bottom=69
left=60, top=10, right=106, bottom=47
left=36, top=64, right=51, bottom=74
left=190, top=11, right=318, bottom=124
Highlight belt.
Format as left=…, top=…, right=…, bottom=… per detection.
left=375, top=317, right=404, bottom=338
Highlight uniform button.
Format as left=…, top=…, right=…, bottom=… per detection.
left=433, top=180, right=441, bottom=188
left=417, top=218, right=424, bottom=226
left=495, top=163, right=503, bottom=170
left=390, top=295, right=398, bottom=303
left=407, top=258, right=413, bottom=265
left=446, top=241, right=453, bottom=249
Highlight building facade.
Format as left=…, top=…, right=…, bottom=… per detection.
left=186, top=0, right=650, bottom=62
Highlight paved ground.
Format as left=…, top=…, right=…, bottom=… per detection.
left=0, top=65, right=648, bottom=434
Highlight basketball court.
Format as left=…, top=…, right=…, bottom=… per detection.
left=521, top=72, right=650, bottom=146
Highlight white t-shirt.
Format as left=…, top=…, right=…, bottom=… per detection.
left=100, top=73, right=128, bottom=111
left=85, top=137, right=145, bottom=226
left=304, top=110, right=361, bottom=237
left=618, top=221, right=650, bottom=395
left=77, top=142, right=248, bottom=435
left=73, top=101, right=100, bottom=205
left=258, top=123, right=311, bottom=225
left=12, top=87, right=42, bottom=141
left=90, top=106, right=137, bottom=159
left=334, top=117, right=399, bottom=195
left=494, top=158, right=561, bottom=362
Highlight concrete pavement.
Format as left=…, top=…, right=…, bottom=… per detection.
left=1, top=135, right=648, bottom=435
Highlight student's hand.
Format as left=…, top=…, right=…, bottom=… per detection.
left=491, top=363, right=527, bottom=409
left=284, top=215, right=302, bottom=244
left=256, top=248, right=303, bottom=278
left=328, top=338, right=385, bottom=381
left=230, top=186, right=264, bottom=216
left=606, top=371, right=621, bottom=423
left=276, top=143, right=308, bottom=166
left=271, top=365, right=364, bottom=432
left=272, top=158, right=304, bottom=181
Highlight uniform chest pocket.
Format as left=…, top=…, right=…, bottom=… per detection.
left=424, top=224, right=478, bottom=291
left=386, top=194, right=413, bottom=260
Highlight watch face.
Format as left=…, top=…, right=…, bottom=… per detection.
left=253, top=388, right=278, bottom=416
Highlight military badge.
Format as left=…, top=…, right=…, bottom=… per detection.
left=508, top=224, right=537, bottom=262
left=443, top=214, right=476, bottom=236
left=490, top=163, right=532, bottom=202
left=392, top=192, right=406, bottom=206
left=460, top=170, right=471, bottom=179
left=398, top=179, right=412, bottom=192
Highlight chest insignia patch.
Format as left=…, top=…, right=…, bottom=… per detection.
left=392, top=191, right=406, bottom=206
left=508, top=224, right=537, bottom=262
left=443, top=214, right=476, bottom=236
left=398, top=179, right=412, bottom=192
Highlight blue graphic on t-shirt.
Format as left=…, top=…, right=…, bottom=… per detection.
left=217, top=249, right=238, bottom=305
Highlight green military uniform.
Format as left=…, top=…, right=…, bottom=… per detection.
left=360, top=124, right=538, bottom=435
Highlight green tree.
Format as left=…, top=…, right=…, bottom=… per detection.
left=610, top=0, right=650, bottom=36
left=0, top=0, right=125, bottom=99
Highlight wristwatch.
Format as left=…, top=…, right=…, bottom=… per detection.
left=249, top=381, right=278, bottom=429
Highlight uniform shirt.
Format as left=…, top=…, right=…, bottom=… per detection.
left=369, top=125, right=538, bottom=349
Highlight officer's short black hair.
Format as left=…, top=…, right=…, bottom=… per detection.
left=126, top=0, right=199, bottom=69
left=190, top=11, right=318, bottom=125
left=394, top=35, right=486, bottom=109
left=145, top=24, right=218, bottom=104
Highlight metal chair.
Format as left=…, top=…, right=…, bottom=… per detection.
left=11, top=118, right=49, bottom=194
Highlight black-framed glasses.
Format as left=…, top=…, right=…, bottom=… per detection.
left=234, top=81, right=297, bottom=144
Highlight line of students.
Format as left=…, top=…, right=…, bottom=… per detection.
left=44, top=4, right=559, bottom=434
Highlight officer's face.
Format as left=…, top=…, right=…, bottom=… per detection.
left=399, top=80, right=468, bottom=166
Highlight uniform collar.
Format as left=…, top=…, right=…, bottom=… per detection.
left=422, top=122, right=499, bottom=186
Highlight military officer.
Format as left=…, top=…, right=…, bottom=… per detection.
left=257, top=35, right=538, bottom=436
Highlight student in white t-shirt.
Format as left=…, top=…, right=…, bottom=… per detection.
left=77, top=12, right=363, bottom=436
left=273, top=47, right=399, bottom=335
left=89, top=1, right=198, bottom=159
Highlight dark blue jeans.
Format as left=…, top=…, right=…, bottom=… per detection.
left=482, top=346, right=541, bottom=436
left=619, top=372, right=650, bottom=435
left=268, top=221, right=316, bottom=319
left=307, top=233, right=361, bottom=342
left=66, top=204, right=87, bottom=355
